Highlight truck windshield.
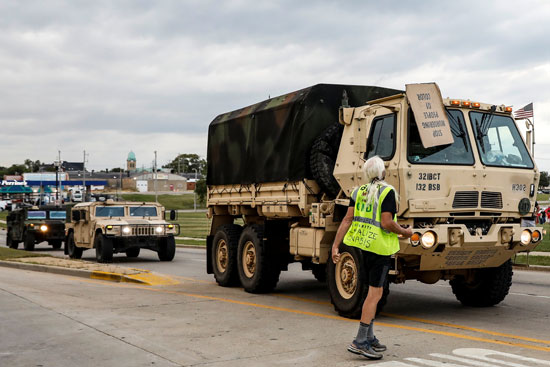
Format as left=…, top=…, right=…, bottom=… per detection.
left=408, top=109, right=474, bottom=165
left=469, top=111, right=534, bottom=168
left=27, top=211, right=46, bottom=219
left=49, top=211, right=67, bottom=220
left=95, top=206, right=125, bottom=217
left=130, top=207, right=157, bottom=217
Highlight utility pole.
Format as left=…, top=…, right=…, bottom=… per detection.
left=55, top=150, right=61, bottom=205
left=154, top=151, right=158, bottom=203
left=120, top=165, right=123, bottom=201
left=193, top=168, right=198, bottom=211
left=83, top=150, right=88, bottom=201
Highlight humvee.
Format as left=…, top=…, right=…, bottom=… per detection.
left=6, top=205, right=67, bottom=250
left=65, top=200, right=179, bottom=263
left=205, top=83, right=543, bottom=318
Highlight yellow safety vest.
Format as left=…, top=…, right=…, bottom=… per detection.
left=343, top=183, right=400, bottom=255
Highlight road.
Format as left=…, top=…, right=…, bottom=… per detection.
left=1, top=237, right=549, bottom=366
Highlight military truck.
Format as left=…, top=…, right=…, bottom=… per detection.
left=205, top=83, right=543, bottom=318
left=65, top=200, right=179, bottom=263
left=6, top=205, right=68, bottom=250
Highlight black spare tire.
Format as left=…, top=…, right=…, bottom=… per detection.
left=309, top=123, right=344, bottom=197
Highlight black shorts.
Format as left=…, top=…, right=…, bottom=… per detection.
left=362, top=251, right=391, bottom=288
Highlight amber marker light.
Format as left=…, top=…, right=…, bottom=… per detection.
left=410, top=232, right=421, bottom=247
left=462, top=101, right=471, bottom=107
left=531, top=230, right=541, bottom=243
left=505, top=106, right=513, bottom=113
left=472, top=102, right=481, bottom=108
left=450, top=100, right=461, bottom=106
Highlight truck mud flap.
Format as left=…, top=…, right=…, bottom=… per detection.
left=206, top=235, right=214, bottom=274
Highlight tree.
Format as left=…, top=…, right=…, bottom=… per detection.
left=164, top=154, right=206, bottom=175
left=539, top=171, right=549, bottom=188
left=195, top=178, right=207, bottom=204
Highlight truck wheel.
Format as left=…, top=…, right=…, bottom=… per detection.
left=309, top=123, right=344, bottom=197
left=95, top=234, right=113, bottom=263
left=6, top=231, right=18, bottom=249
left=311, top=263, right=327, bottom=282
left=49, top=240, right=62, bottom=249
left=450, top=260, right=513, bottom=307
left=67, top=232, right=83, bottom=259
left=23, top=233, right=35, bottom=251
left=212, top=224, right=242, bottom=286
left=158, top=236, right=176, bottom=261
left=327, top=243, right=390, bottom=318
left=237, top=224, right=281, bottom=293
left=126, top=247, right=140, bottom=258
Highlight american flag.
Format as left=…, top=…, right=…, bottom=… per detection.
left=514, top=103, right=534, bottom=119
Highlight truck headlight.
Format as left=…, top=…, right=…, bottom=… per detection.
left=520, top=229, right=532, bottom=246
left=40, top=225, right=48, bottom=232
left=155, top=226, right=163, bottom=234
left=421, top=231, right=437, bottom=249
left=531, top=230, right=541, bottom=243
left=122, top=227, right=131, bottom=234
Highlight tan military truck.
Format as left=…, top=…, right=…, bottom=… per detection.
left=65, top=200, right=179, bottom=263
left=206, top=83, right=543, bottom=318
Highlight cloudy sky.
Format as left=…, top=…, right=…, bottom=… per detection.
left=1, top=0, right=550, bottom=172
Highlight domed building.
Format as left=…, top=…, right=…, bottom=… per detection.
left=127, top=151, right=136, bottom=171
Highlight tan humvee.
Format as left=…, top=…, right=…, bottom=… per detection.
left=206, top=83, right=543, bottom=318
left=65, top=200, right=179, bottom=263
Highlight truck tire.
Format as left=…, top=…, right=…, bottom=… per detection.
left=311, top=263, right=327, bottom=283
left=6, top=231, right=18, bottom=249
left=95, top=234, right=113, bottom=263
left=212, top=224, right=242, bottom=287
left=450, top=260, right=513, bottom=307
left=158, top=236, right=176, bottom=261
left=67, top=232, right=83, bottom=259
left=126, top=247, right=140, bottom=258
left=327, top=243, right=389, bottom=318
left=49, top=240, right=62, bottom=249
left=309, top=123, right=344, bottom=197
left=237, top=224, right=281, bottom=293
left=23, top=233, right=35, bottom=251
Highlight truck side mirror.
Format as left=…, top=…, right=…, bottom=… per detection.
left=72, top=210, right=81, bottom=222
left=169, top=210, right=177, bottom=221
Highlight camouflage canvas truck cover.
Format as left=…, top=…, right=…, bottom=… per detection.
left=206, top=83, right=543, bottom=318
left=65, top=200, right=179, bottom=263
left=6, top=205, right=68, bottom=250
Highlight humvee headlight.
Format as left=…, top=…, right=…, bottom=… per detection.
left=410, top=232, right=421, bottom=247
left=531, top=230, right=541, bottom=243
left=155, top=226, right=163, bottom=233
left=421, top=231, right=437, bottom=249
left=520, top=229, right=532, bottom=246
left=122, top=226, right=131, bottom=234
left=40, top=225, right=48, bottom=232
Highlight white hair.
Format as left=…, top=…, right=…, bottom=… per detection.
left=361, top=156, right=398, bottom=206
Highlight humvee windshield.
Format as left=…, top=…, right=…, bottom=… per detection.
left=49, top=211, right=67, bottom=220
left=408, top=109, right=474, bottom=165
left=470, top=111, right=534, bottom=168
left=129, top=206, right=158, bottom=217
left=27, top=211, right=47, bottom=220
left=95, top=206, right=125, bottom=217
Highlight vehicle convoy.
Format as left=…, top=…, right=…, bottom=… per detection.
left=65, top=200, right=179, bottom=263
left=205, top=83, right=543, bottom=318
left=6, top=205, right=68, bottom=250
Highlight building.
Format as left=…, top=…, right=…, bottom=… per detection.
left=131, top=172, right=187, bottom=192
left=127, top=151, right=136, bottom=171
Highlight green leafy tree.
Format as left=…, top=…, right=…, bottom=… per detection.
left=164, top=154, right=206, bottom=175
left=195, top=178, right=207, bottom=204
left=539, top=171, right=549, bottom=188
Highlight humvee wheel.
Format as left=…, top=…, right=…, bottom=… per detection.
left=49, top=240, right=62, bottom=249
left=327, top=243, right=389, bottom=319
left=237, top=224, right=280, bottom=293
left=67, top=232, right=82, bottom=259
left=450, top=260, right=513, bottom=307
left=158, top=236, right=176, bottom=261
left=23, top=233, right=35, bottom=251
left=126, top=247, right=140, bottom=258
left=95, top=234, right=113, bottom=263
left=6, top=231, right=18, bottom=249
left=212, top=224, right=242, bottom=286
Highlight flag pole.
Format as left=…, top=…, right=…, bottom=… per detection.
left=531, top=105, right=535, bottom=158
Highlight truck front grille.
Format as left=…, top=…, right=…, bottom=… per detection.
left=452, top=191, right=479, bottom=208
left=481, top=191, right=503, bottom=209
left=132, top=226, right=155, bottom=236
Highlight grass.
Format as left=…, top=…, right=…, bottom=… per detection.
left=170, top=211, right=211, bottom=239
left=0, top=247, right=50, bottom=261
left=536, top=193, right=550, bottom=202
left=121, top=193, right=205, bottom=210
left=0, top=211, right=7, bottom=229
left=513, top=254, right=550, bottom=266
left=176, top=239, right=206, bottom=247
left=533, top=223, right=550, bottom=252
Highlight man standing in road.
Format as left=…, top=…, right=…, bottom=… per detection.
left=331, top=156, right=413, bottom=360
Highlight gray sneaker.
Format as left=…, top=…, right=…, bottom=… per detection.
left=347, top=342, right=383, bottom=360
left=370, top=338, right=387, bottom=352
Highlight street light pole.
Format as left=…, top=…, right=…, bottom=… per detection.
left=83, top=150, right=87, bottom=201
left=154, top=151, right=158, bottom=203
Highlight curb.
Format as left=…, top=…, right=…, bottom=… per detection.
left=513, top=264, right=550, bottom=273
left=0, top=260, right=178, bottom=285
left=176, top=244, right=205, bottom=250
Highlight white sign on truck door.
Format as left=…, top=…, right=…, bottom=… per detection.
left=406, top=83, right=454, bottom=148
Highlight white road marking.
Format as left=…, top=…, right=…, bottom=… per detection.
left=453, top=348, right=550, bottom=366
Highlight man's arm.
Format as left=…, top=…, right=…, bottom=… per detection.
left=381, top=212, right=413, bottom=238
left=331, top=207, right=354, bottom=264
